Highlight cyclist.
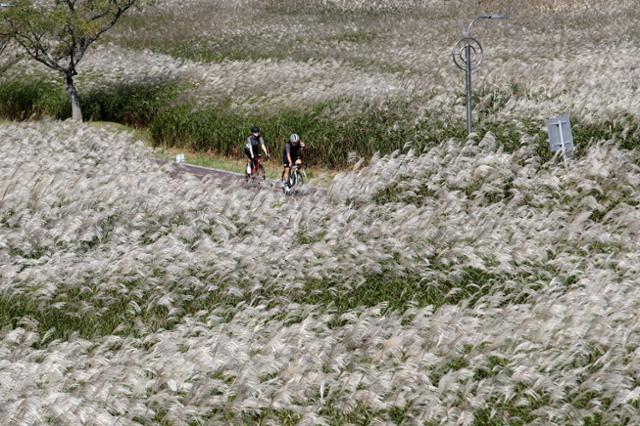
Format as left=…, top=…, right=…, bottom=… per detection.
left=244, top=126, right=269, bottom=176
left=282, top=133, right=305, bottom=190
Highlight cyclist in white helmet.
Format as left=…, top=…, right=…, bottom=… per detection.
left=282, top=133, right=305, bottom=189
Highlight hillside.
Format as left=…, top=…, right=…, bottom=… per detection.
left=1, top=0, right=639, bottom=165
left=2, top=0, right=640, bottom=424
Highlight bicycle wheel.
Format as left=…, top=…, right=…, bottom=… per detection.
left=288, top=169, right=297, bottom=187
left=297, top=170, right=306, bottom=186
left=257, top=163, right=266, bottom=180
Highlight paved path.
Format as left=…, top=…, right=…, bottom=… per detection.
left=157, top=159, right=326, bottom=196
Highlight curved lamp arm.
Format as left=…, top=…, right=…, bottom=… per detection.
left=465, top=14, right=509, bottom=37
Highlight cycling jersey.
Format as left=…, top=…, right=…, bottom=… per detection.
left=282, top=142, right=303, bottom=166
left=245, top=135, right=265, bottom=158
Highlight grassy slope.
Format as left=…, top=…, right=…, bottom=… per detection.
left=1, top=0, right=639, bottom=167
left=2, top=0, right=640, bottom=423
left=3, top=121, right=639, bottom=424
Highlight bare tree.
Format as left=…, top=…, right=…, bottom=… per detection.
left=0, top=0, right=151, bottom=121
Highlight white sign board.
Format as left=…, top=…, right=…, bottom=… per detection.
left=547, top=116, right=574, bottom=153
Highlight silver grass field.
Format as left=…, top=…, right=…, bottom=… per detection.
left=2, top=121, right=640, bottom=424
left=3, top=0, right=640, bottom=122
left=2, top=0, right=640, bottom=425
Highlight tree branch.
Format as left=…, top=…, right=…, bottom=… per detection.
left=14, top=38, right=63, bottom=72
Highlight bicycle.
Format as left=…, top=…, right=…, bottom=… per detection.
left=284, top=162, right=306, bottom=194
left=245, top=155, right=266, bottom=183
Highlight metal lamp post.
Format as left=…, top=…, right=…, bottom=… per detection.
left=452, top=14, right=509, bottom=137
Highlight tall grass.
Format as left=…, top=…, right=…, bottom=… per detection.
left=2, top=1, right=640, bottom=424
left=2, top=79, right=639, bottom=169
left=0, top=79, right=179, bottom=127
left=4, top=0, right=639, bottom=126
left=1, top=0, right=638, bottom=172
left=3, top=121, right=640, bottom=423
left=0, top=80, right=69, bottom=120
left=149, top=98, right=420, bottom=167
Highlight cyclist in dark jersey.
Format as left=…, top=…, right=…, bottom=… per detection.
left=244, top=126, right=269, bottom=176
left=282, top=133, right=304, bottom=190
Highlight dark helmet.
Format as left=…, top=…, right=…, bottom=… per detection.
left=250, top=126, right=260, bottom=134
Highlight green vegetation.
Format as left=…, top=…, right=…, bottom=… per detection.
left=149, top=98, right=420, bottom=167
left=0, top=79, right=179, bottom=126
left=0, top=80, right=69, bottom=120
left=81, top=82, right=181, bottom=127
left=0, top=261, right=557, bottom=341
left=1, top=80, right=639, bottom=169
left=472, top=392, right=553, bottom=426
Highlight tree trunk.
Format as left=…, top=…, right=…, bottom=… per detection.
left=65, top=73, right=83, bottom=122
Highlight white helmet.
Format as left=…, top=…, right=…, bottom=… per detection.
left=289, top=133, right=300, bottom=144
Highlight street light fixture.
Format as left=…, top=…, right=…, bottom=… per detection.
left=452, top=14, right=509, bottom=137
left=465, top=14, right=509, bottom=37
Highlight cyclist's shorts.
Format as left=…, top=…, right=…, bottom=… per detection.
left=244, top=147, right=261, bottom=161
left=283, top=155, right=301, bottom=167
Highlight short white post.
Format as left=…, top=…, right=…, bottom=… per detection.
left=557, top=122, right=568, bottom=169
